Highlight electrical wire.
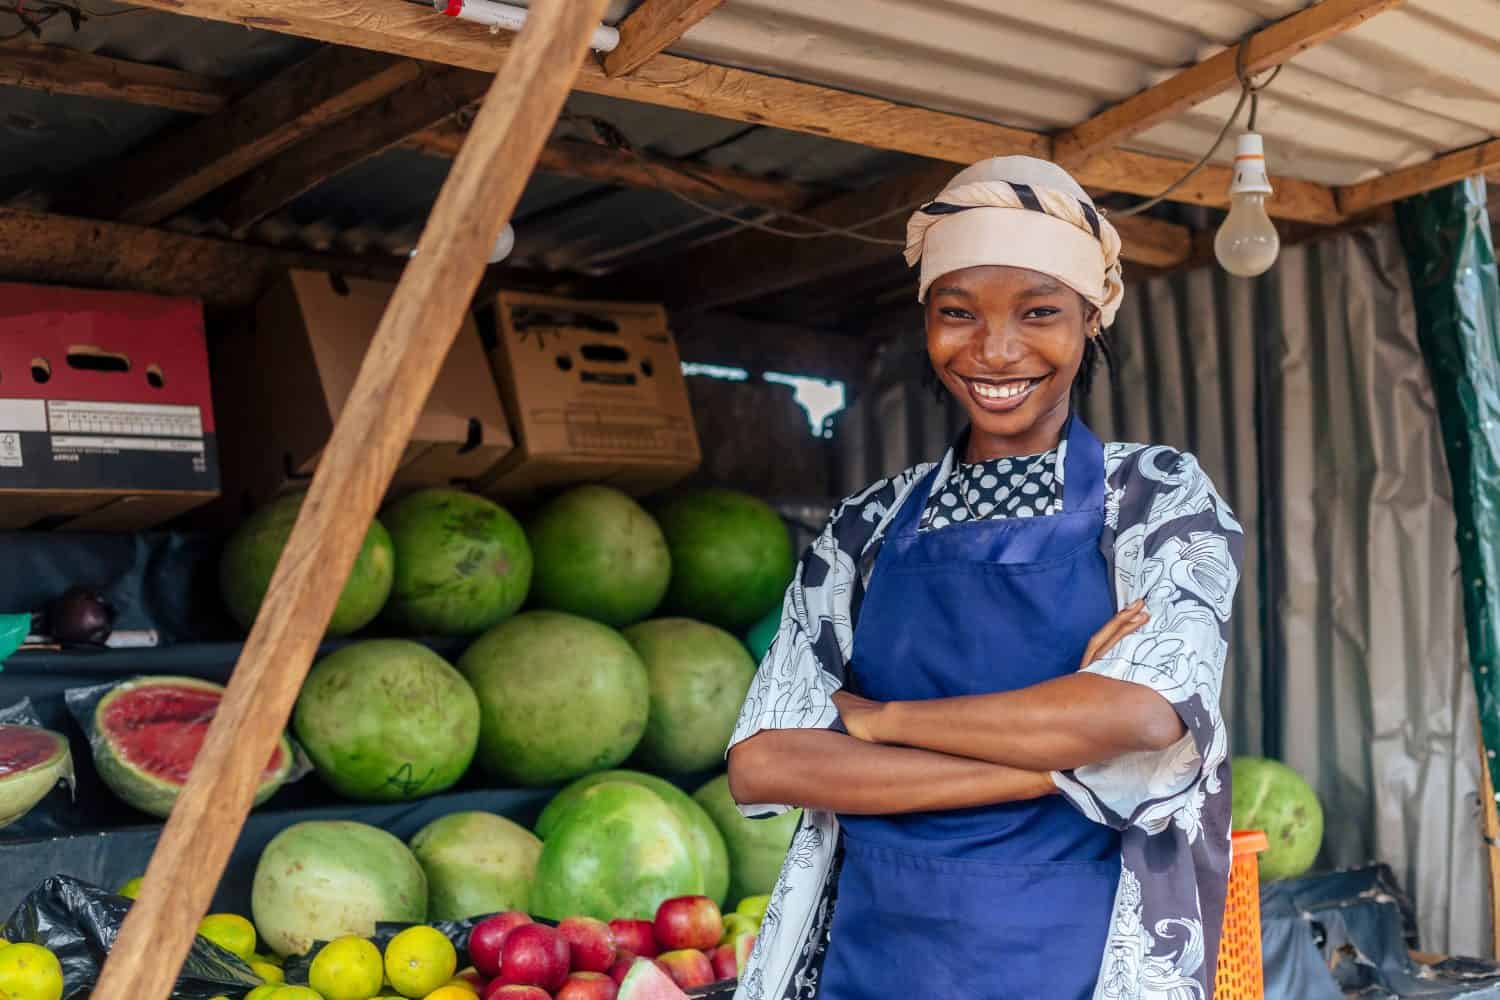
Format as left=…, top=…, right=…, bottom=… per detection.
left=1, top=0, right=143, bottom=41
left=1109, top=43, right=1282, bottom=218
left=560, top=114, right=911, bottom=246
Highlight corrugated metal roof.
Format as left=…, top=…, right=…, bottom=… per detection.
left=662, top=0, right=1497, bottom=186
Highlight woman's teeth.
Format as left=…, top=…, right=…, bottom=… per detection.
left=971, top=378, right=1038, bottom=400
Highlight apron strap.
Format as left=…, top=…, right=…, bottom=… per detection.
left=1060, top=416, right=1106, bottom=514
left=889, top=464, right=943, bottom=539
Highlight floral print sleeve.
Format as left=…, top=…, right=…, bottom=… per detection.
left=727, top=441, right=1240, bottom=1000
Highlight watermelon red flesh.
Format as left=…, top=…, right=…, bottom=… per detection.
left=0, top=724, right=73, bottom=828
left=101, top=685, right=286, bottom=783
left=95, top=677, right=290, bottom=818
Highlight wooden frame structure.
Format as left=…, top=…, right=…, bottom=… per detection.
left=7, top=0, right=1500, bottom=993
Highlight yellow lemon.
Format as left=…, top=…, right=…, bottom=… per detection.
left=736, top=895, right=771, bottom=922
left=441, top=977, right=477, bottom=995
left=421, top=988, right=473, bottom=1000
left=309, top=937, right=384, bottom=1000
left=209, top=995, right=231, bottom=1000
left=0, top=943, right=63, bottom=1000
left=251, top=960, right=285, bottom=984
left=383, top=927, right=456, bottom=1000
left=198, top=914, right=257, bottom=959
left=117, top=878, right=144, bottom=900
left=256, top=952, right=286, bottom=968
left=720, top=913, right=757, bottom=945
left=270, top=987, right=325, bottom=1000
left=245, top=985, right=281, bottom=1000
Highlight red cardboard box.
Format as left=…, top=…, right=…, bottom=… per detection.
left=0, top=283, right=219, bottom=530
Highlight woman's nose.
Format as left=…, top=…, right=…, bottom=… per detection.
left=975, top=322, right=1026, bottom=367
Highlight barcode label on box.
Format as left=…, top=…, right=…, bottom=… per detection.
left=0, top=433, right=20, bottom=468
left=47, top=400, right=203, bottom=438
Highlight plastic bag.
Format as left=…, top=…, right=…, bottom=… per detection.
left=0, top=874, right=262, bottom=1000
left=0, top=697, right=76, bottom=830
left=64, top=677, right=310, bottom=819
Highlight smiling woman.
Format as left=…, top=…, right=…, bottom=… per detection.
left=724, top=156, right=1245, bottom=1000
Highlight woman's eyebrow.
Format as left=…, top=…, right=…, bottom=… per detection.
left=1023, top=279, right=1065, bottom=296
left=930, top=285, right=972, bottom=298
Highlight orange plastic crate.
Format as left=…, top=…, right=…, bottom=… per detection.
left=1214, top=830, right=1269, bottom=999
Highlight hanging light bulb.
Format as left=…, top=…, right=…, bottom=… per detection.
left=1214, top=133, right=1280, bottom=277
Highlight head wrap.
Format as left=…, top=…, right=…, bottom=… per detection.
left=905, top=156, right=1124, bottom=328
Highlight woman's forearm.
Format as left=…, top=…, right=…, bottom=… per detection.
left=727, top=728, right=1056, bottom=815
left=866, top=674, right=1186, bottom=771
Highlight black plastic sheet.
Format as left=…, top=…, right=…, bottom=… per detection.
left=1, top=875, right=262, bottom=1000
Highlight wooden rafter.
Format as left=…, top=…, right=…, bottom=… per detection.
left=77, top=47, right=421, bottom=225
left=601, top=0, right=725, bottom=77
left=0, top=207, right=415, bottom=306
left=1054, top=0, right=1405, bottom=167
left=0, top=41, right=233, bottom=114
left=1336, top=138, right=1500, bottom=216
left=114, top=0, right=1342, bottom=224
left=408, top=127, right=821, bottom=213
left=88, top=6, right=609, bottom=998
left=216, top=65, right=491, bottom=232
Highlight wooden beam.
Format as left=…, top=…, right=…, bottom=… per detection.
left=407, top=127, right=821, bottom=213
left=217, top=64, right=491, bottom=232
left=1335, top=138, right=1500, bottom=216
left=1054, top=0, right=1404, bottom=167
left=601, top=0, right=725, bottom=77
left=610, top=161, right=1194, bottom=311
left=0, top=41, right=233, bottom=114
left=78, top=47, right=421, bottom=225
left=0, top=207, right=413, bottom=307
left=117, top=0, right=1343, bottom=224
left=88, top=5, right=607, bottom=999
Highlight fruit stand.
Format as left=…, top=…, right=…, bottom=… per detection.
left=3, top=2, right=1500, bottom=1000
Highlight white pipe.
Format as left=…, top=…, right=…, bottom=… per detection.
left=433, top=0, right=620, bottom=52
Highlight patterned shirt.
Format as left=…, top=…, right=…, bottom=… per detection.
left=919, top=448, right=1061, bottom=529
left=728, top=438, right=1244, bottom=1000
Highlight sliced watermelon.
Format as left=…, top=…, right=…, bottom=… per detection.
left=0, top=724, right=73, bottom=828
left=617, top=958, right=690, bottom=1000
left=93, top=676, right=293, bottom=819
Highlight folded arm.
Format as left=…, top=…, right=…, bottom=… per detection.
left=727, top=727, right=1056, bottom=815
left=833, top=601, right=1186, bottom=771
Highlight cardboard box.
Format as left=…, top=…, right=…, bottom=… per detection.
left=0, top=283, right=220, bottom=530
left=214, top=270, right=512, bottom=512
left=477, top=292, right=701, bottom=501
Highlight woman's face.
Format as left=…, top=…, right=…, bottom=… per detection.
left=925, top=265, right=1093, bottom=460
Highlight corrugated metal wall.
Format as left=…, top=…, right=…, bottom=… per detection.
left=836, top=223, right=1490, bottom=957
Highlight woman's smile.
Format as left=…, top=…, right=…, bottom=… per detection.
left=957, top=373, right=1051, bottom=413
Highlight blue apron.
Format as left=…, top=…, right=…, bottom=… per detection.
left=819, top=417, right=1121, bottom=1000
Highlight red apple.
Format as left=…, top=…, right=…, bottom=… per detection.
left=483, top=985, right=550, bottom=1000
left=608, top=919, right=658, bottom=959
left=558, top=916, right=616, bottom=973
left=556, top=971, right=619, bottom=1000
left=607, top=953, right=637, bottom=986
left=496, top=923, right=571, bottom=992
left=654, top=896, right=723, bottom=952
left=469, top=912, right=534, bottom=977
left=657, top=949, right=715, bottom=990
left=709, top=944, right=737, bottom=982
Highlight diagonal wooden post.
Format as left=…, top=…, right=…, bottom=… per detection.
left=89, top=4, right=610, bottom=998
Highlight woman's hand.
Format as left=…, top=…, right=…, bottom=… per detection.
left=833, top=690, right=885, bottom=743
left=1079, top=598, right=1149, bottom=670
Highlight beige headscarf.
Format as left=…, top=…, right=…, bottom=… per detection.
left=905, top=156, right=1124, bottom=328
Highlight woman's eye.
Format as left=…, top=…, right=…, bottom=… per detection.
left=940, top=307, right=975, bottom=320
left=1025, top=306, right=1062, bottom=320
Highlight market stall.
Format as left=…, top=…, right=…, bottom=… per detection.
left=3, top=1, right=1500, bottom=999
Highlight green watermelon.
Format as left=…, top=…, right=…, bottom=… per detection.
left=744, top=606, right=780, bottom=663
left=655, top=489, right=794, bottom=631
left=252, top=820, right=427, bottom=956
left=1231, top=756, right=1325, bottom=880
left=693, top=774, right=800, bottom=908
left=526, top=485, right=671, bottom=627
left=624, top=618, right=756, bottom=774
left=0, top=725, right=72, bottom=828
left=531, top=780, right=702, bottom=921
left=293, top=640, right=480, bottom=802
left=221, top=491, right=393, bottom=636
left=535, top=770, right=730, bottom=907
left=409, top=811, right=542, bottom=920
left=382, top=488, right=533, bottom=636
left=458, top=611, right=650, bottom=786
